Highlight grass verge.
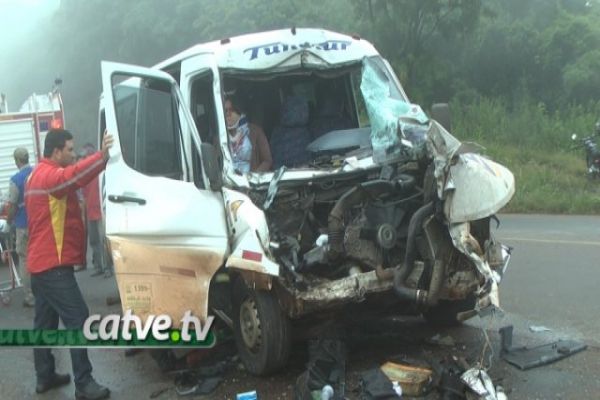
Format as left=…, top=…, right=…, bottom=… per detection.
left=449, top=98, right=600, bottom=214
left=481, top=143, right=600, bottom=213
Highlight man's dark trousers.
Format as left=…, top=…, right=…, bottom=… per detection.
left=31, top=266, right=93, bottom=387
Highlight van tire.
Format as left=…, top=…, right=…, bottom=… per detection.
left=232, top=277, right=291, bottom=375
left=422, top=296, right=477, bottom=327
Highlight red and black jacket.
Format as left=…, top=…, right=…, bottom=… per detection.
left=25, top=152, right=106, bottom=274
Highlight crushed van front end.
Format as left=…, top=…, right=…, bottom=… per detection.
left=225, top=120, right=514, bottom=324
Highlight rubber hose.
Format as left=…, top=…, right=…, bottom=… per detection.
left=393, top=202, right=434, bottom=303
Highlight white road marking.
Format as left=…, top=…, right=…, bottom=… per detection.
left=500, top=236, right=600, bottom=246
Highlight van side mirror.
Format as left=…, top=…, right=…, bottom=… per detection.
left=431, top=103, right=452, bottom=132
left=201, top=143, right=222, bottom=191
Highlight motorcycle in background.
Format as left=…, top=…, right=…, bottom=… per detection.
left=571, top=120, right=600, bottom=179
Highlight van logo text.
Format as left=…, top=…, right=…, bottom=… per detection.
left=244, top=40, right=351, bottom=61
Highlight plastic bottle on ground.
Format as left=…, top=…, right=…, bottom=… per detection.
left=236, top=390, right=258, bottom=400
left=321, top=385, right=334, bottom=400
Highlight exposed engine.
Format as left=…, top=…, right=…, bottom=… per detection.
left=249, top=163, right=429, bottom=283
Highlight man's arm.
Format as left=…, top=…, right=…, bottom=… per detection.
left=253, top=125, right=273, bottom=172
left=44, top=152, right=107, bottom=198
left=35, top=134, right=114, bottom=198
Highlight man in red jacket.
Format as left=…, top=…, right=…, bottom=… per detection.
left=26, top=129, right=113, bottom=400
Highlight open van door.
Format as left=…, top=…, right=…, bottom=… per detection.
left=100, top=61, right=229, bottom=324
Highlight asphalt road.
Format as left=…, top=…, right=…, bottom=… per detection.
left=494, top=214, right=600, bottom=346
left=0, top=214, right=599, bottom=399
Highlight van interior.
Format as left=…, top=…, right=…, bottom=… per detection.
left=188, top=63, right=372, bottom=171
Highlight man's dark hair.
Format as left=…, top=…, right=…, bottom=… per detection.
left=43, top=129, right=73, bottom=158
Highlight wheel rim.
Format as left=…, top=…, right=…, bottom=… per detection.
left=239, top=297, right=262, bottom=351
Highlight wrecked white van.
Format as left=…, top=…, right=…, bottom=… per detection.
left=99, top=28, right=514, bottom=375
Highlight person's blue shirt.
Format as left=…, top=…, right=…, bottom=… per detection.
left=10, top=165, right=33, bottom=229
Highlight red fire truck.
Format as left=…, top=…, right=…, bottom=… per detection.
left=0, top=81, right=65, bottom=195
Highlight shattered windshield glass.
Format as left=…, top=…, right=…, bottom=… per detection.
left=360, top=57, right=429, bottom=163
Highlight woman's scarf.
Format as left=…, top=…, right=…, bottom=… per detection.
left=228, top=114, right=252, bottom=173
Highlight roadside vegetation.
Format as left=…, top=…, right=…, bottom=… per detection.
left=2, top=0, right=600, bottom=213
left=451, top=98, right=600, bottom=213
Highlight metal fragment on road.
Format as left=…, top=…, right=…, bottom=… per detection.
left=427, top=333, right=456, bottom=347
left=461, top=368, right=504, bottom=399
left=529, top=325, right=552, bottom=333
left=500, top=325, right=588, bottom=370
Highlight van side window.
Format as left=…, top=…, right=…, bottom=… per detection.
left=190, top=71, right=218, bottom=144
left=190, top=72, right=218, bottom=189
left=112, top=75, right=183, bottom=180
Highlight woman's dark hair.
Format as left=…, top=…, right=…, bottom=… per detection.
left=226, top=94, right=247, bottom=115
left=44, top=129, right=73, bottom=158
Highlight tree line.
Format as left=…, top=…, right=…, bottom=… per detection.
left=3, top=0, right=599, bottom=142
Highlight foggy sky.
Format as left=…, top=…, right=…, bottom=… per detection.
left=0, top=0, right=60, bottom=109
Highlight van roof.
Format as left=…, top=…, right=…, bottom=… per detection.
left=153, top=28, right=379, bottom=72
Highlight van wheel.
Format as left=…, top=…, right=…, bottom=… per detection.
left=422, top=297, right=477, bottom=327
left=232, top=277, right=291, bottom=375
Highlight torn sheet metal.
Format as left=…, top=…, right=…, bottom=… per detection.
left=425, top=122, right=515, bottom=224
left=461, top=368, right=507, bottom=400
left=262, top=166, right=286, bottom=210
left=360, top=57, right=428, bottom=163
left=425, top=121, right=462, bottom=200
left=485, top=242, right=512, bottom=281
left=443, top=154, right=515, bottom=223
left=449, top=222, right=500, bottom=309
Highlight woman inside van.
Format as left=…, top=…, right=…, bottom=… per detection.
left=224, top=96, right=273, bottom=173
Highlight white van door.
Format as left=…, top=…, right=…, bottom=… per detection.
left=100, top=61, right=229, bottom=324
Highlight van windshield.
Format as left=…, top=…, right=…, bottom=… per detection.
left=218, top=56, right=428, bottom=174
left=360, top=57, right=429, bottom=163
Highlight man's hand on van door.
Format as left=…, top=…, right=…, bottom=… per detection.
left=101, top=131, right=114, bottom=161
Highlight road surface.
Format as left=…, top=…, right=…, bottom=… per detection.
left=0, top=214, right=598, bottom=399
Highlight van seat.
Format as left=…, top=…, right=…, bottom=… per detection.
left=270, top=96, right=311, bottom=169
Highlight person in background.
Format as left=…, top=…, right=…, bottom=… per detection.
left=6, top=147, right=34, bottom=307
left=73, top=152, right=87, bottom=273
left=26, top=129, right=112, bottom=400
left=224, top=96, right=272, bottom=173
left=80, top=143, right=107, bottom=278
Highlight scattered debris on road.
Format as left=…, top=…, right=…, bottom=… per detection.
left=236, top=390, right=258, bottom=400
left=149, top=386, right=170, bottom=399
left=294, top=338, right=346, bottom=400
left=434, top=356, right=469, bottom=399
left=359, top=367, right=403, bottom=399
left=175, top=375, right=223, bottom=396
left=528, top=325, right=551, bottom=333
left=380, top=361, right=433, bottom=396
left=500, top=325, right=587, bottom=370
left=427, top=334, right=456, bottom=347
left=461, top=368, right=507, bottom=400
